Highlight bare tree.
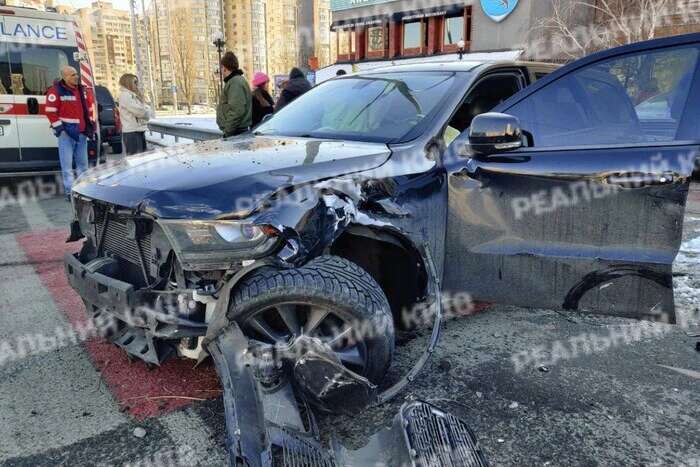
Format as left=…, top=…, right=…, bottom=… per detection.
left=534, top=0, right=673, bottom=60
left=170, top=8, right=196, bottom=114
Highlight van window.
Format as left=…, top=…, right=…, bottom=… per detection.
left=7, top=46, right=72, bottom=95
left=0, top=43, right=9, bottom=95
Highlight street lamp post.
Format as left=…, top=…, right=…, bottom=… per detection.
left=212, top=32, right=225, bottom=90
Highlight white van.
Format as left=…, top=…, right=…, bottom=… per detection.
left=0, top=6, right=95, bottom=175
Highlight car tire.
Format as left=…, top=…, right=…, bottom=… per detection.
left=110, top=142, right=123, bottom=154
left=229, top=255, right=395, bottom=384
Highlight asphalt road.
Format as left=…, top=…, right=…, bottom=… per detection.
left=0, top=172, right=698, bottom=466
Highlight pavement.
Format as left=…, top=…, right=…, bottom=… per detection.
left=0, top=174, right=698, bottom=467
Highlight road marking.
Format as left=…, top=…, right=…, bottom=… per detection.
left=19, top=200, right=53, bottom=231
left=0, top=233, right=126, bottom=462
left=657, top=364, right=700, bottom=380
left=15, top=228, right=221, bottom=419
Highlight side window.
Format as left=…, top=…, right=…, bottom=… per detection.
left=445, top=73, right=522, bottom=146
left=0, top=43, right=10, bottom=95
left=8, top=46, right=71, bottom=96
left=508, top=46, right=699, bottom=148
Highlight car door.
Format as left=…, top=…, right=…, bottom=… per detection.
left=443, top=36, right=700, bottom=323
left=0, top=38, right=21, bottom=169
left=8, top=42, right=73, bottom=169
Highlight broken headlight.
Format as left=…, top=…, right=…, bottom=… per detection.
left=158, top=220, right=278, bottom=270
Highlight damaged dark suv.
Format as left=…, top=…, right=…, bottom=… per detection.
left=65, top=34, right=700, bottom=466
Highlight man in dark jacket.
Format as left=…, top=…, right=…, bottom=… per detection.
left=275, top=67, right=311, bottom=112
left=216, top=52, right=252, bottom=137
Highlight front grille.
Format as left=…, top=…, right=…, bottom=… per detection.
left=402, top=402, right=488, bottom=467
left=94, top=205, right=153, bottom=267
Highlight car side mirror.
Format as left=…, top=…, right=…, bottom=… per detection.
left=468, top=112, right=523, bottom=156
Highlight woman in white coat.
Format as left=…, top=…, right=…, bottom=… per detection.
left=118, top=74, right=153, bottom=155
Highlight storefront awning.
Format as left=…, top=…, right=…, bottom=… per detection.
left=331, top=3, right=465, bottom=30
left=393, top=3, right=464, bottom=21
left=331, top=14, right=389, bottom=30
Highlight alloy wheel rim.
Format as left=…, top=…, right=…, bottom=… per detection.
left=240, top=302, right=368, bottom=375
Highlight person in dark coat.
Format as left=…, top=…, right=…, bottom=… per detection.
left=250, top=71, right=274, bottom=126
left=275, top=67, right=311, bottom=112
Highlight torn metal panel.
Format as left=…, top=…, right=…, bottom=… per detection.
left=208, top=320, right=488, bottom=467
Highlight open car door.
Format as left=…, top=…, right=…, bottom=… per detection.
left=444, top=34, right=700, bottom=323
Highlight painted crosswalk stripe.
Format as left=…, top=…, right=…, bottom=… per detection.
left=20, top=200, right=53, bottom=231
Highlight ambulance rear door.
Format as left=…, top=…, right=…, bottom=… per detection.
left=0, top=35, right=21, bottom=170
left=6, top=14, right=79, bottom=170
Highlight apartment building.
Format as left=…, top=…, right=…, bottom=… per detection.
left=75, top=2, right=151, bottom=97
left=223, top=0, right=333, bottom=85
left=148, top=0, right=223, bottom=106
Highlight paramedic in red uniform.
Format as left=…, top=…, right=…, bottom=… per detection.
left=44, top=66, right=95, bottom=196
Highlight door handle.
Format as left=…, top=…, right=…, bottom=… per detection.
left=605, top=172, right=675, bottom=188
left=0, top=119, right=11, bottom=125
left=27, top=97, right=39, bottom=115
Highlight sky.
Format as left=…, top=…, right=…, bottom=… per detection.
left=55, top=0, right=140, bottom=12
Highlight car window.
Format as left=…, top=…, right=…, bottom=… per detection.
left=95, top=86, right=115, bottom=106
left=444, top=73, right=522, bottom=146
left=507, top=46, right=699, bottom=147
left=255, top=72, right=461, bottom=143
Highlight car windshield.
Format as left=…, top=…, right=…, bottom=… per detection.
left=255, top=72, right=459, bottom=143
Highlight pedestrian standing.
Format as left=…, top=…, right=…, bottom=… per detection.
left=250, top=72, right=274, bottom=127
left=275, top=67, right=311, bottom=112
left=44, top=66, right=95, bottom=197
left=216, top=52, right=252, bottom=137
left=118, top=74, right=153, bottom=156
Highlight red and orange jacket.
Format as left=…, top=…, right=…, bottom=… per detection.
left=44, top=79, right=95, bottom=140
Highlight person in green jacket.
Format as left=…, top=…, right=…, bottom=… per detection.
left=216, top=51, right=252, bottom=137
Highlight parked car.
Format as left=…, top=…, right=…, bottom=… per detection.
left=65, top=34, right=699, bottom=465
left=95, top=85, right=122, bottom=154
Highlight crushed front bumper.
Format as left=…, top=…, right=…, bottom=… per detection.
left=64, top=252, right=208, bottom=364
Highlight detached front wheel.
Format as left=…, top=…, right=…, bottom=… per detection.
left=229, top=256, right=394, bottom=384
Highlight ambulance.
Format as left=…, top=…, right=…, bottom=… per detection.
left=0, top=5, right=97, bottom=175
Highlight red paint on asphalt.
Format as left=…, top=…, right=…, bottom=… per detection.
left=16, top=229, right=221, bottom=420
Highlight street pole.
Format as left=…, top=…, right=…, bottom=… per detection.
left=165, top=0, right=178, bottom=113
left=141, top=0, right=158, bottom=109
left=212, top=33, right=225, bottom=91
left=129, top=0, right=144, bottom=83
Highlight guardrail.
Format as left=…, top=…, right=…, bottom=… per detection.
left=147, top=121, right=223, bottom=144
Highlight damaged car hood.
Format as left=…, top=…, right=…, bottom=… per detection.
left=73, top=136, right=391, bottom=218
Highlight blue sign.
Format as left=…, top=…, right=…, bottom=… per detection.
left=480, top=0, right=518, bottom=23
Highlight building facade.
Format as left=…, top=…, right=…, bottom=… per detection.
left=223, top=0, right=333, bottom=83
left=75, top=2, right=151, bottom=98
left=148, top=0, right=223, bottom=106
left=329, top=0, right=700, bottom=64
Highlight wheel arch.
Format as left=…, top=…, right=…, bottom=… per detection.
left=329, top=224, right=429, bottom=325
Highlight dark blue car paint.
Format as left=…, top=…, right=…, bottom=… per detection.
left=70, top=33, right=700, bottom=324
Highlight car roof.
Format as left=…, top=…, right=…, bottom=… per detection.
left=357, top=60, right=559, bottom=75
